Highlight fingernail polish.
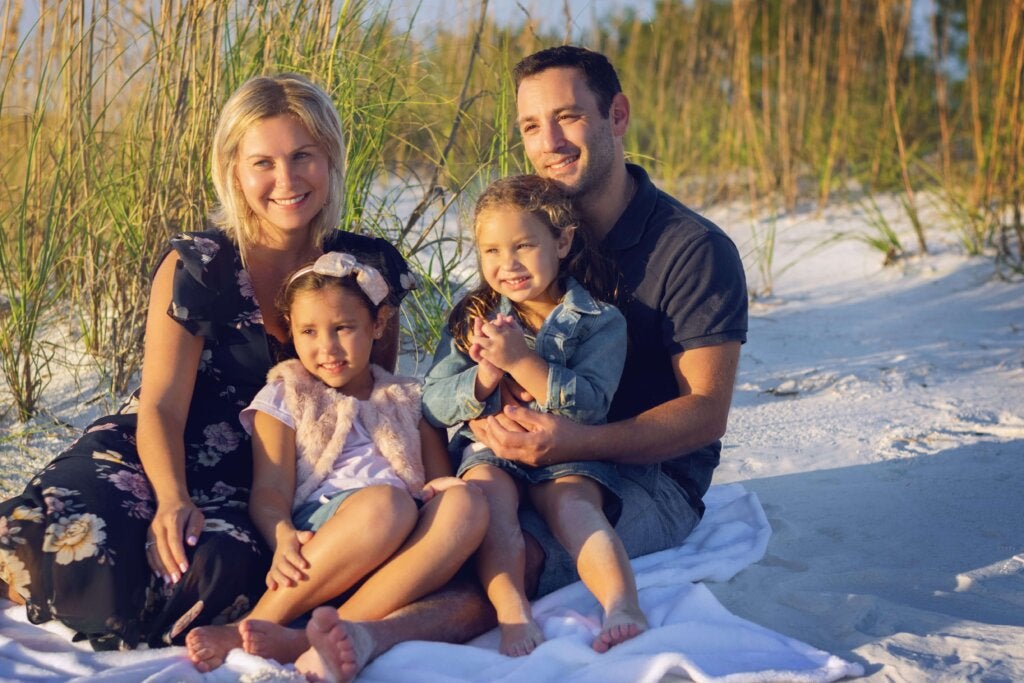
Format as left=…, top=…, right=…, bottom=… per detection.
left=187, top=535, right=198, bottom=546
left=179, top=562, right=188, bottom=574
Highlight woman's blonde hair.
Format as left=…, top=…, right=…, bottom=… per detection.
left=210, top=73, right=345, bottom=265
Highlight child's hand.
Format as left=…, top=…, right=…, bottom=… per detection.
left=475, top=317, right=531, bottom=371
left=267, top=527, right=314, bottom=590
left=420, top=476, right=468, bottom=503
left=500, top=375, right=534, bottom=406
left=470, top=317, right=504, bottom=394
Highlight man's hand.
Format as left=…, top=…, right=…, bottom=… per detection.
left=469, top=404, right=584, bottom=467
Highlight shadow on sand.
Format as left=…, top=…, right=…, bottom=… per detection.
left=708, top=438, right=1024, bottom=679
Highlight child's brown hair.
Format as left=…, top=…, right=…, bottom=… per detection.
left=448, top=174, right=620, bottom=352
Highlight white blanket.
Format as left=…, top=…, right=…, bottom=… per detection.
left=0, top=484, right=863, bottom=682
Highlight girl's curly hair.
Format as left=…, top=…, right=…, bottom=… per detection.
left=448, top=174, right=620, bottom=352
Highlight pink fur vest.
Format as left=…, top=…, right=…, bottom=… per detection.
left=266, top=359, right=425, bottom=506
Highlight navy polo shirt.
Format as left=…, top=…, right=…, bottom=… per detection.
left=602, top=164, right=748, bottom=505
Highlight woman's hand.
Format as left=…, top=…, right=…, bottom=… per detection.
left=146, top=498, right=205, bottom=584
left=266, top=526, right=314, bottom=590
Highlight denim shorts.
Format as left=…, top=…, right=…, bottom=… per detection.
left=292, top=488, right=362, bottom=531
left=519, top=463, right=702, bottom=598
left=458, top=442, right=623, bottom=518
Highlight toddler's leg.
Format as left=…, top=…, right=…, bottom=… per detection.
left=335, top=480, right=488, bottom=621
left=462, top=464, right=544, bottom=657
left=190, top=485, right=417, bottom=669
left=530, top=476, right=647, bottom=652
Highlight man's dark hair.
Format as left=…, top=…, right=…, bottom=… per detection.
left=512, top=45, right=622, bottom=117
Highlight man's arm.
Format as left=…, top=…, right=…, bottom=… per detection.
left=470, top=341, right=740, bottom=467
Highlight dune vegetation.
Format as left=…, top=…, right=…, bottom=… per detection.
left=0, top=0, right=1021, bottom=421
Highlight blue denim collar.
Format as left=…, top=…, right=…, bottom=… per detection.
left=496, top=277, right=603, bottom=317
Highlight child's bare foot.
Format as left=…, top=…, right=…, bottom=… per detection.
left=295, top=606, right=374, bottom=683
left=499, top=620, right=544, bottom=657
left=186, top=623, right=242, bottom=672
left=240, top=619, right=310, bottom=663
left=593, top=603, right=647, bottom=653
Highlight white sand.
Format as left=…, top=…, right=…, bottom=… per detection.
left=1, top=194, right=1022, bottom=681
left=705, top=195, right=1024, bottom=681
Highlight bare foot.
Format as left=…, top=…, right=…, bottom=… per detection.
left=498, top=620, right=544, bottom=657
left=186, top=623, right=242, bottom=672
left=593, top=602, right=647, bottom=653
left=295, top=606, right=375, bottom=683
left=241, top=619, right=310, bottom=664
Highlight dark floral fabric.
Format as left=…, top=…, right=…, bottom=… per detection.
left=0, top=228, right=413, bottom=650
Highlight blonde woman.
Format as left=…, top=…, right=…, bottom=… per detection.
left=0, top=74, right=483, bottom=652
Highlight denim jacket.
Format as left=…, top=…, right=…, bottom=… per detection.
left=422, top=277, right=627, bottom=434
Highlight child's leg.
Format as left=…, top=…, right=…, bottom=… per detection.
left=529, top=476, right=647, bottom=652
left=187, top=485, right=418, bottom=670
left=335, top=481, right=487, bottom=620
left=242, top=481, right=490, bottom=666
left=462, top=463, right=544, bottom=657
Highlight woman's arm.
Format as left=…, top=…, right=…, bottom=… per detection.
left=249, top=410, right=312, bottom=589
left=136, top=252, right=205, bottom=584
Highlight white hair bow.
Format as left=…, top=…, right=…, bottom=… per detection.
left=289, top=252, right=390, bottom=306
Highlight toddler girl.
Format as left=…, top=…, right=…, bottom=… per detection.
left=423, top=175, right=647, bottom=657
left=187, top=252, right=485, bottom=677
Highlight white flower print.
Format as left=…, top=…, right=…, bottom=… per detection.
left=92, top=449, right=125, bottom=464
left=192, top=236, right=220, bottom=263
left=195, top=450, right=222, bottom=468
left=233, top=308, right=263, bottom=328
left=43, top=496, right=66, bottom=515
left=0, top=549, right=31, bottom=598
left=226, top=527, right=254, bottom=544
left=210, top=481, right=237, bottom=498
left=106, top=470, right=152, bottom=500
left=202, top=518, right=233, bottom=533
left=86, top=423, right=118, bottom=434
left=203, top=422, right=239, bottom=453
left=399, top=270, right=419, bottom=291
left=0, top=517, right=16, bottom=546
left=10, top=506, right=43, bottom=523
left=237, top=270, right=255, bottom=299
left=171, top=302, right=190, bottom=319
left=42, top=514, right=107, bottom=565
left=122, top=500, right=153, bottom=520
left=41, top=486, right=76, bottom=498
left=212, top=594, right=251, bottom=625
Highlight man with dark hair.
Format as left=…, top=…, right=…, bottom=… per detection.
left=280, top=45, right=747, bottom=680
left=473, top=44, right=748, bottom=597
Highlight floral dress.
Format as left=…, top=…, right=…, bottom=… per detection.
left=0, top=228, right=413, bottom=650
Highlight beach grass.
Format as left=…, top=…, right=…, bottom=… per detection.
left=0, top=0, right=1021, bottom=419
